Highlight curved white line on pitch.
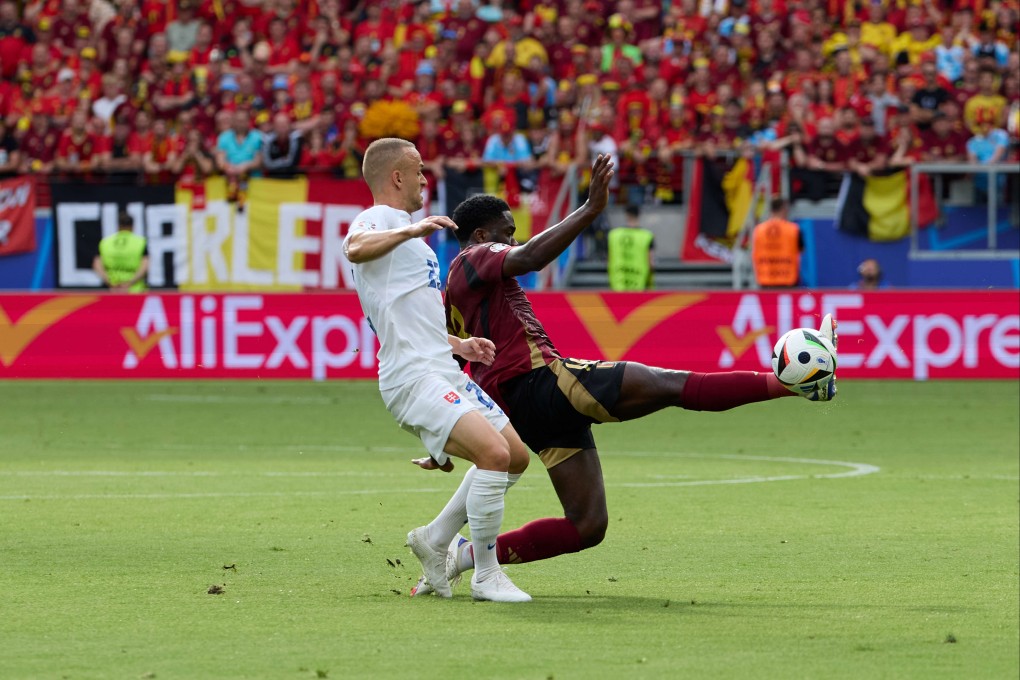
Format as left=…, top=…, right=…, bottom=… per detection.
left=609, top=453, right=880, bottom=488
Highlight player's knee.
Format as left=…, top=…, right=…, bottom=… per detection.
left=572, top=508, right=609, bottom=549
left=507, top=441, right=529, bottom=475
left=473, top=438, right=511, bottom=471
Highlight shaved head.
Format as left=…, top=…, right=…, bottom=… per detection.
left=363, top=137, right=416, bottom=192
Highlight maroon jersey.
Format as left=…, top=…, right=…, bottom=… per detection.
left=919, top=129, right=969, bottom=161
left=846, top=135, right=890, bottom=165
left=445, top=243, right=559, bottom=408
left=805, top=135, right=848, bottom=166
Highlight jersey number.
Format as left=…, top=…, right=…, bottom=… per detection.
left=426, top=259, right=441, bottom=290
left=464, top=380, right=495, bottom=411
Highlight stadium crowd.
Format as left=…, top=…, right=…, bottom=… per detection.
left=0, top=0, right=1017, bottom=203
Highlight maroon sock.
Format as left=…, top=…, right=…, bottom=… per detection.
left=495, top=517, right=583, bottom=564
left=680, top=371, right=787, bottom=412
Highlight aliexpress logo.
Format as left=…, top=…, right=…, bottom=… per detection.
left=565, top=293, right=707, bottom=361
left=0, top=297, right=99, bottom=367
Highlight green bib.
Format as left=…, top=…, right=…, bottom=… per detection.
left=608, top=227, right=654, bottom=291
left=98, top=231, right=147, bottom=292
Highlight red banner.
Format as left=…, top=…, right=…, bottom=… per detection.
left=0, top=291, right=1017, bottom=380
left=0, top=177, right=36, bottom=257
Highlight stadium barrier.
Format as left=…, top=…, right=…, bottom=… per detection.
left=1, top=290, right=1016, bottom=381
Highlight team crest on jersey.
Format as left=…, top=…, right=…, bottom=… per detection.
left=489, top=243, right=511, bottom=252
left=443, top=391, right=461, bottom=404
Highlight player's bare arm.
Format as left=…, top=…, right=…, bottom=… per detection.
left=344, top=216, right=458, bottom=263
left=501, top=154, right=614, bottom=278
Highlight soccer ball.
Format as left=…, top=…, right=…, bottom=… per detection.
left=771, top=328, right=837, bottom=395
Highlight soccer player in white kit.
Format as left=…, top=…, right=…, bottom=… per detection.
left=343, top=137, right=532, bottom=603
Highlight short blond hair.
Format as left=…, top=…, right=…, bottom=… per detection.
left=362, top=138, right=415, bottom=192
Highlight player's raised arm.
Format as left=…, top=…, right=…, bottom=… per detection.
left=502, top=154, right=614, bottom=278
left=345, top=216, right=457, bottom=263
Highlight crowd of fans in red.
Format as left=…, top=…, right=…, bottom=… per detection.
left=0, top=0, right=1016, bottom=199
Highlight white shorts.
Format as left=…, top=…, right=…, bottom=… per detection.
left=381, top=371, right=509, bottom=467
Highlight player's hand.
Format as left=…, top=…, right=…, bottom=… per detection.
left=411, top=456, right=455, bottom=473
left=457, top=336, right=496, bottom=365
left=407, top=215, right=457, bottom=238
left=585, top=153, right=615, bottom=214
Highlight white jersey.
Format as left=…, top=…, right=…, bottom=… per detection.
left=345, top=205, right=458, bottom=390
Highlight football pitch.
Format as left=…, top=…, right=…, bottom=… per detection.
left=1, top=379, right=1017, bottom=680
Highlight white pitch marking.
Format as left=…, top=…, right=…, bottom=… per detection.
left=611, top=453, right=879, bottom=487
left=0, top=455, right=881, bottom=500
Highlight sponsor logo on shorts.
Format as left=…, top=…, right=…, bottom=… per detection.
left=443, top=391, right=461, bottom=404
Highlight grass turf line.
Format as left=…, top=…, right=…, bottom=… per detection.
left=0, top=379, right=1017, bottom=679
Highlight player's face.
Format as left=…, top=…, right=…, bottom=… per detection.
left=401, top=149, right=427, bottom=212
left=479, top=210, right=517, bottom=246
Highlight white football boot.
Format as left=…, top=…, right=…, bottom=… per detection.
left=410, top=534, right=466, bottom=597
left=806, top=314, right=838, bottom=402
left=471, top=569, right=531, bottom=603
left=406, top=527, right=452, bottom=598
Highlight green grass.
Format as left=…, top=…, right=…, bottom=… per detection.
left=1, top=379, right=1017, bottom=680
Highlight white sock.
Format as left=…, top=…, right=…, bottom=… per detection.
left=450, top=472, right=519, bottom=576
left=424, top=465, right=476, bottom=550
left=466, top=469, right=508, bottom=580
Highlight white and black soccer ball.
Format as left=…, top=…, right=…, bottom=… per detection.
left=771, top=328, right=837, bottom=395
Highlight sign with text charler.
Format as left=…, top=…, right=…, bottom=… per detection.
left=0, top=291, right=1016, bottom=380
left=51, top=177, right=423, bottom=291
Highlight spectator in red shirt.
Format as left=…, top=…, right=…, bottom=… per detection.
left=127, top=109, right=154, bottom=156
left=172, top=126, right=215, bottom=182
left=920, top=111, right=969, bottom=162
left=23, top=41, right=56, bottom=93
left=153, top=52, right=193, bottom=119
left=75, top=47, right=103, bottom=100
left=102, top=24, right=143, bottom=76
left=686, top=58, right=718, bottom=125
left=836, top=106, right=861, bottom=146
left=20, top=113, right=59, bottom=173
left=800, top=117, right=848, bottom=171
left=254, top=0, right=305, bottom=42
left=49, top=0, right=88, bottom=57
left=46, top=67, right=81, bottom=126
left=0, top=1, right=33, bottom=80
left=847, top=117, right=889, bottom=176
left=189, top=21, right=216, bottom=66
left=264, top=17, right=302, bottom=74
left=142, top=117, right=177, bottom=183
left=55, top=108, right=100, bottom=174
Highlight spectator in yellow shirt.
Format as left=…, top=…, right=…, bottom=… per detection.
left=860, top=3, right=897, bottom=54
left=964, top=67, right=1007, bottom=134
left=891, top=19, right=942, bottom=65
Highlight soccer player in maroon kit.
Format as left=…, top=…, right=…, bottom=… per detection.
left=410, top=155, right=838, bottom=594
